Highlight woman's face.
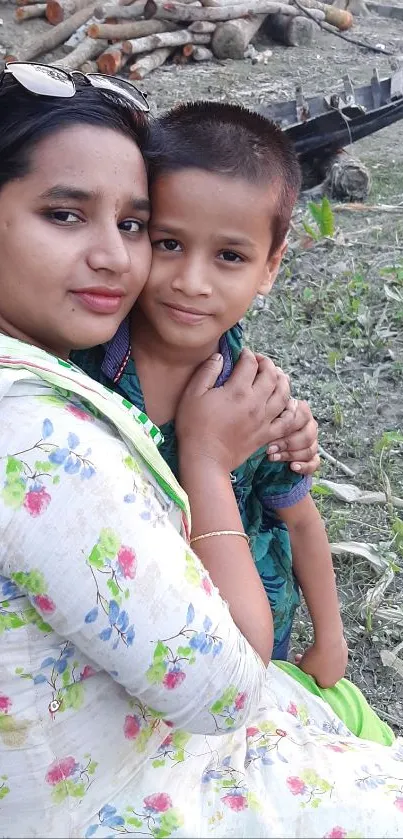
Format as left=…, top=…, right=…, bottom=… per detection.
left=0, top=123, right=151, bottom=358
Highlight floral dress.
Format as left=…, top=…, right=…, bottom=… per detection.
left=1, top=339, right=403, bottom=839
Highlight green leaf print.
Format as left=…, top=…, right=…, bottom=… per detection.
left=23, top=606, right=52, bottom=633
left=123, top=455, right=141, bottom=473
left=87, top=545, right=104, bottom=570
left=159, top=810, right=184, bottom=833
left=0, top=611, right=26, bottom=634
left=147, top=662, right=167, bottom=684
left=5, top=457, right=24, bottom=477
left=171, top=731, right=190, bottom=749
left=152, top=759, right=165, bottom=768
left=153, top=641, right=169, bottom=662
left=87, top=762, right=98, bottom=776
left=2, top=477, right=25, bottom=509
left=126, top=817, right=143, bottom=828
left=51, top=784, right=68, bottom=804
left=11, top=570, right=46, bottom=596
left=107, top=579, right=120, bottom=599
left=65, top=780, right=86, bottom=798
left=98, top=528, right=120, bottom=557
left=136, top=728, right=154, bottom=753
left=63, top=683, right=84, bottom=711
left=0, top=784, right=10, bottom=800
left=184, top=552, right=202, bottom=586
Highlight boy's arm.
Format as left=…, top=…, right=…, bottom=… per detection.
left=277, top=494, right=348, bottom=688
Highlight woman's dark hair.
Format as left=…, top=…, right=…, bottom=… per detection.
left=0, top=73, right=151, bottom=191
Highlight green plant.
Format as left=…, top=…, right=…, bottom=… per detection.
left=303, top=197, right=335, bottom=240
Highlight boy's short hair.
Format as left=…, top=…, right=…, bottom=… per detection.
left=149, top=100, right=301, bottom=254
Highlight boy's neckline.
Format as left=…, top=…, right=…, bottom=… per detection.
left=100, top=316, right=237, bottom=391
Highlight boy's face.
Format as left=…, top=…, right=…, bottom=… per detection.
left=135, top=168, right=286, bottom=353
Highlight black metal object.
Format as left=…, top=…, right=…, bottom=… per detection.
left=257, top=67, right=403, bottom=162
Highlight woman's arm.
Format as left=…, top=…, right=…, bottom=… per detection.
left=0, top=384, right=266, bottom=736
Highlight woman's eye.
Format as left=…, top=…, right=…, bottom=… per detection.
left=48, top=210, right=82, bottom=225
left=219, top=251, right=243, bottom=263
left=154, top=239, right=181, bottom=252
left=119, top=219, right=144, bottom=234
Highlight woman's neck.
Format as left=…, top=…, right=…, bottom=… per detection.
left=0, top=318, right=69, bottom=359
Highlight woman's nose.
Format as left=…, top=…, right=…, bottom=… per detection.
left=87, top=226, right=131, bottom=276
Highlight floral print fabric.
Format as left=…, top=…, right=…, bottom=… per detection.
left=1, top=371, right=403, bottom=838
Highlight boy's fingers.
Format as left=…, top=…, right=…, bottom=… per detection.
left=185, top=353, right=224, bottom=396
left=267, top=424, right=319, bottom=456
left=290, top=454, right=321, bottom=474
left=252, top=354, right=280, bottom=404
left=222, top=348, right=260, bottom=397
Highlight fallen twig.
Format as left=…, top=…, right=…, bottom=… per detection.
left=318, top=444, right=356, bottom=477
left=333, top=202, right=403, bottom=213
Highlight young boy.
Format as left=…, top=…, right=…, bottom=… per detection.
left=74, top=102, right=347, bottom=688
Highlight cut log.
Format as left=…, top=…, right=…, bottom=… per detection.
left=144, top=0, right=303, bottom=22
left=123, top=27, right=191, bottom=53
left=298, top=0, right=352, bottom=27
left=202, top=0, right=249, bottom=6
left=129, top=45, right=172, bottom=76
left=16, top=0, right=42, bottom=6
left=15, top=3, right=46, bottom=19
left=65, top=18, right=95, bottom=46
left=46, top=0, right=94, bottom=24
left=96, top=40, right=129, bottom=71
left=7, top=3, right=97, bottom=61
left=188, top=18, right=215, bottom=29
left=55, top=35, right=107, bottom=67
left=265, top=12, right=316, bottom=44
left=191, top=30, right=211, bottom=40
left=80, top=58, right=98, bottom=70
left=94, top=0, right=145, bottom=17
left=192, top=43, right=213, bottom=57
left=211, top=13, right=265, bottom=57
left=323, top=151, right=371, bottom=201
left=87, top=17, right=177, bottom=36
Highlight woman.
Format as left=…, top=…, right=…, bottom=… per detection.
left=0, top=65, right=402, bottom=839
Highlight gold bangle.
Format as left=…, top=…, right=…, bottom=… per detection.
left=190, top=530, right=250, bottom=546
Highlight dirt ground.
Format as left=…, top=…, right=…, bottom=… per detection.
left=1, top=2, right=403, bottom=732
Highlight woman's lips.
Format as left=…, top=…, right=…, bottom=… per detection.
left=71, top=290, right=124, bottom=315
left=163, top=303, right=210, bottom=325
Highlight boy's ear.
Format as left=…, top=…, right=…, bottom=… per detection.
left=258, top=240, right=288, bottom=296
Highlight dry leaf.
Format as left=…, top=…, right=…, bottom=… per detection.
left=330, top=540, right=391, bottom=573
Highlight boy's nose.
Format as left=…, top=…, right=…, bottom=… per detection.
left=172, top=258, right=212, bottom=297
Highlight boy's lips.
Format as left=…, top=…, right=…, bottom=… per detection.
left=162, top=302, right=212, bottom=325
left=71, top=287, right=125, bottom=315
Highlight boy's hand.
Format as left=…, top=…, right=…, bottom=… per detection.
left=295, top=636, right=348, bottom=688
left=266, top=397, right=320, bottom=477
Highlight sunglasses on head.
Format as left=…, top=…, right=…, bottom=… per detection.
left=0, top=61, right=150, bottom=112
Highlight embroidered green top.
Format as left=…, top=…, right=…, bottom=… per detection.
left=72, top=319, right=311, bottom=655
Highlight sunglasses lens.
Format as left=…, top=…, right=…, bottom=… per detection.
left=8, top=63, right=74, bottom=97
left=87, top=74, right=150, bottom=112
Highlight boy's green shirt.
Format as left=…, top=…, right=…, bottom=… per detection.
left=72, top=318, right=311, bottom=654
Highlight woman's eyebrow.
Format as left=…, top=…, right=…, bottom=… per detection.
left=39, top=185, right=151, bottom=213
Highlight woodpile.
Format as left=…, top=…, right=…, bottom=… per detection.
left=7, top=0, right=354, bottom=77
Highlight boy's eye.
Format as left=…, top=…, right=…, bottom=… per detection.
left=154, top=238, right=182, bottom=252
left=219, top=251, right=243, bottom=263
left=118, top=219, right=145, bottom=234
left=47, top=210, right=82, bottom=225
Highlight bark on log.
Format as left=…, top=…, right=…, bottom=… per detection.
left=80, top=58, right=98, bottom=70
left=94, top=0, right=145, bottom=17
left=129, top=45, right=171, bottom=75
left=188, top=18, right=215, bottom=29
left=15, top=3, right=46, bottom=19
left=46, top=0, right=94, bottom=24
left=211, top=13, right=265, bottom=57
left=7, top=3, right=97, bottom=61
left=265, top=11, right=316, bottom=43
left=96, top=40, right=129, bottom=71
left=55, top=34, right=107, bottom=66
left=16, top=0, right=41, bottom=6
left=123, top=27, right=191, bottom=53
left=192, top=43, right=213, bottom=56
left=87, top=17, right=177, bottom=36
left=191, top=30, right=211, bottom=39
left=144, top=0, right=305, bottom=21
left=202, top=0, right=249, bottom=6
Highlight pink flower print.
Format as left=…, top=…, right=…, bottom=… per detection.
left=201, top=576, right=212, bottom=596
left=325, top=829, right=347, bottom=838
left=144, top=793, right=172, bottom=813
left=66, top=404, right=93, bottom=422
left=246, top=726, right=260, bottom=738
left=0, top=695, right=11, bottom=714
left=394, top=797, right=403, bottom=813
left=327, top=743, right=345, bottom=753
left=234, top=692, right=247, bottom=711
left=163, top=670, right=186, bottom=690
left=80, top=665, right=96, bottom=681
left=46, top=756, right=79, bottom=785
left=287, top=702, right=298, bottom=717
left=287, top=776, right=307, bottom=796
left=24, top=487, right=51, bottom=517
left=33, top=594, right=55, bottom=615
left=161, top=735, right=173, bottom=748
left=222, top=793, right=247, bottom=811
left=117, top=546, right=136, bottom=579
left=124, top=714, right=140, bottom=740
left=276, top=729, right=287, bottom=737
